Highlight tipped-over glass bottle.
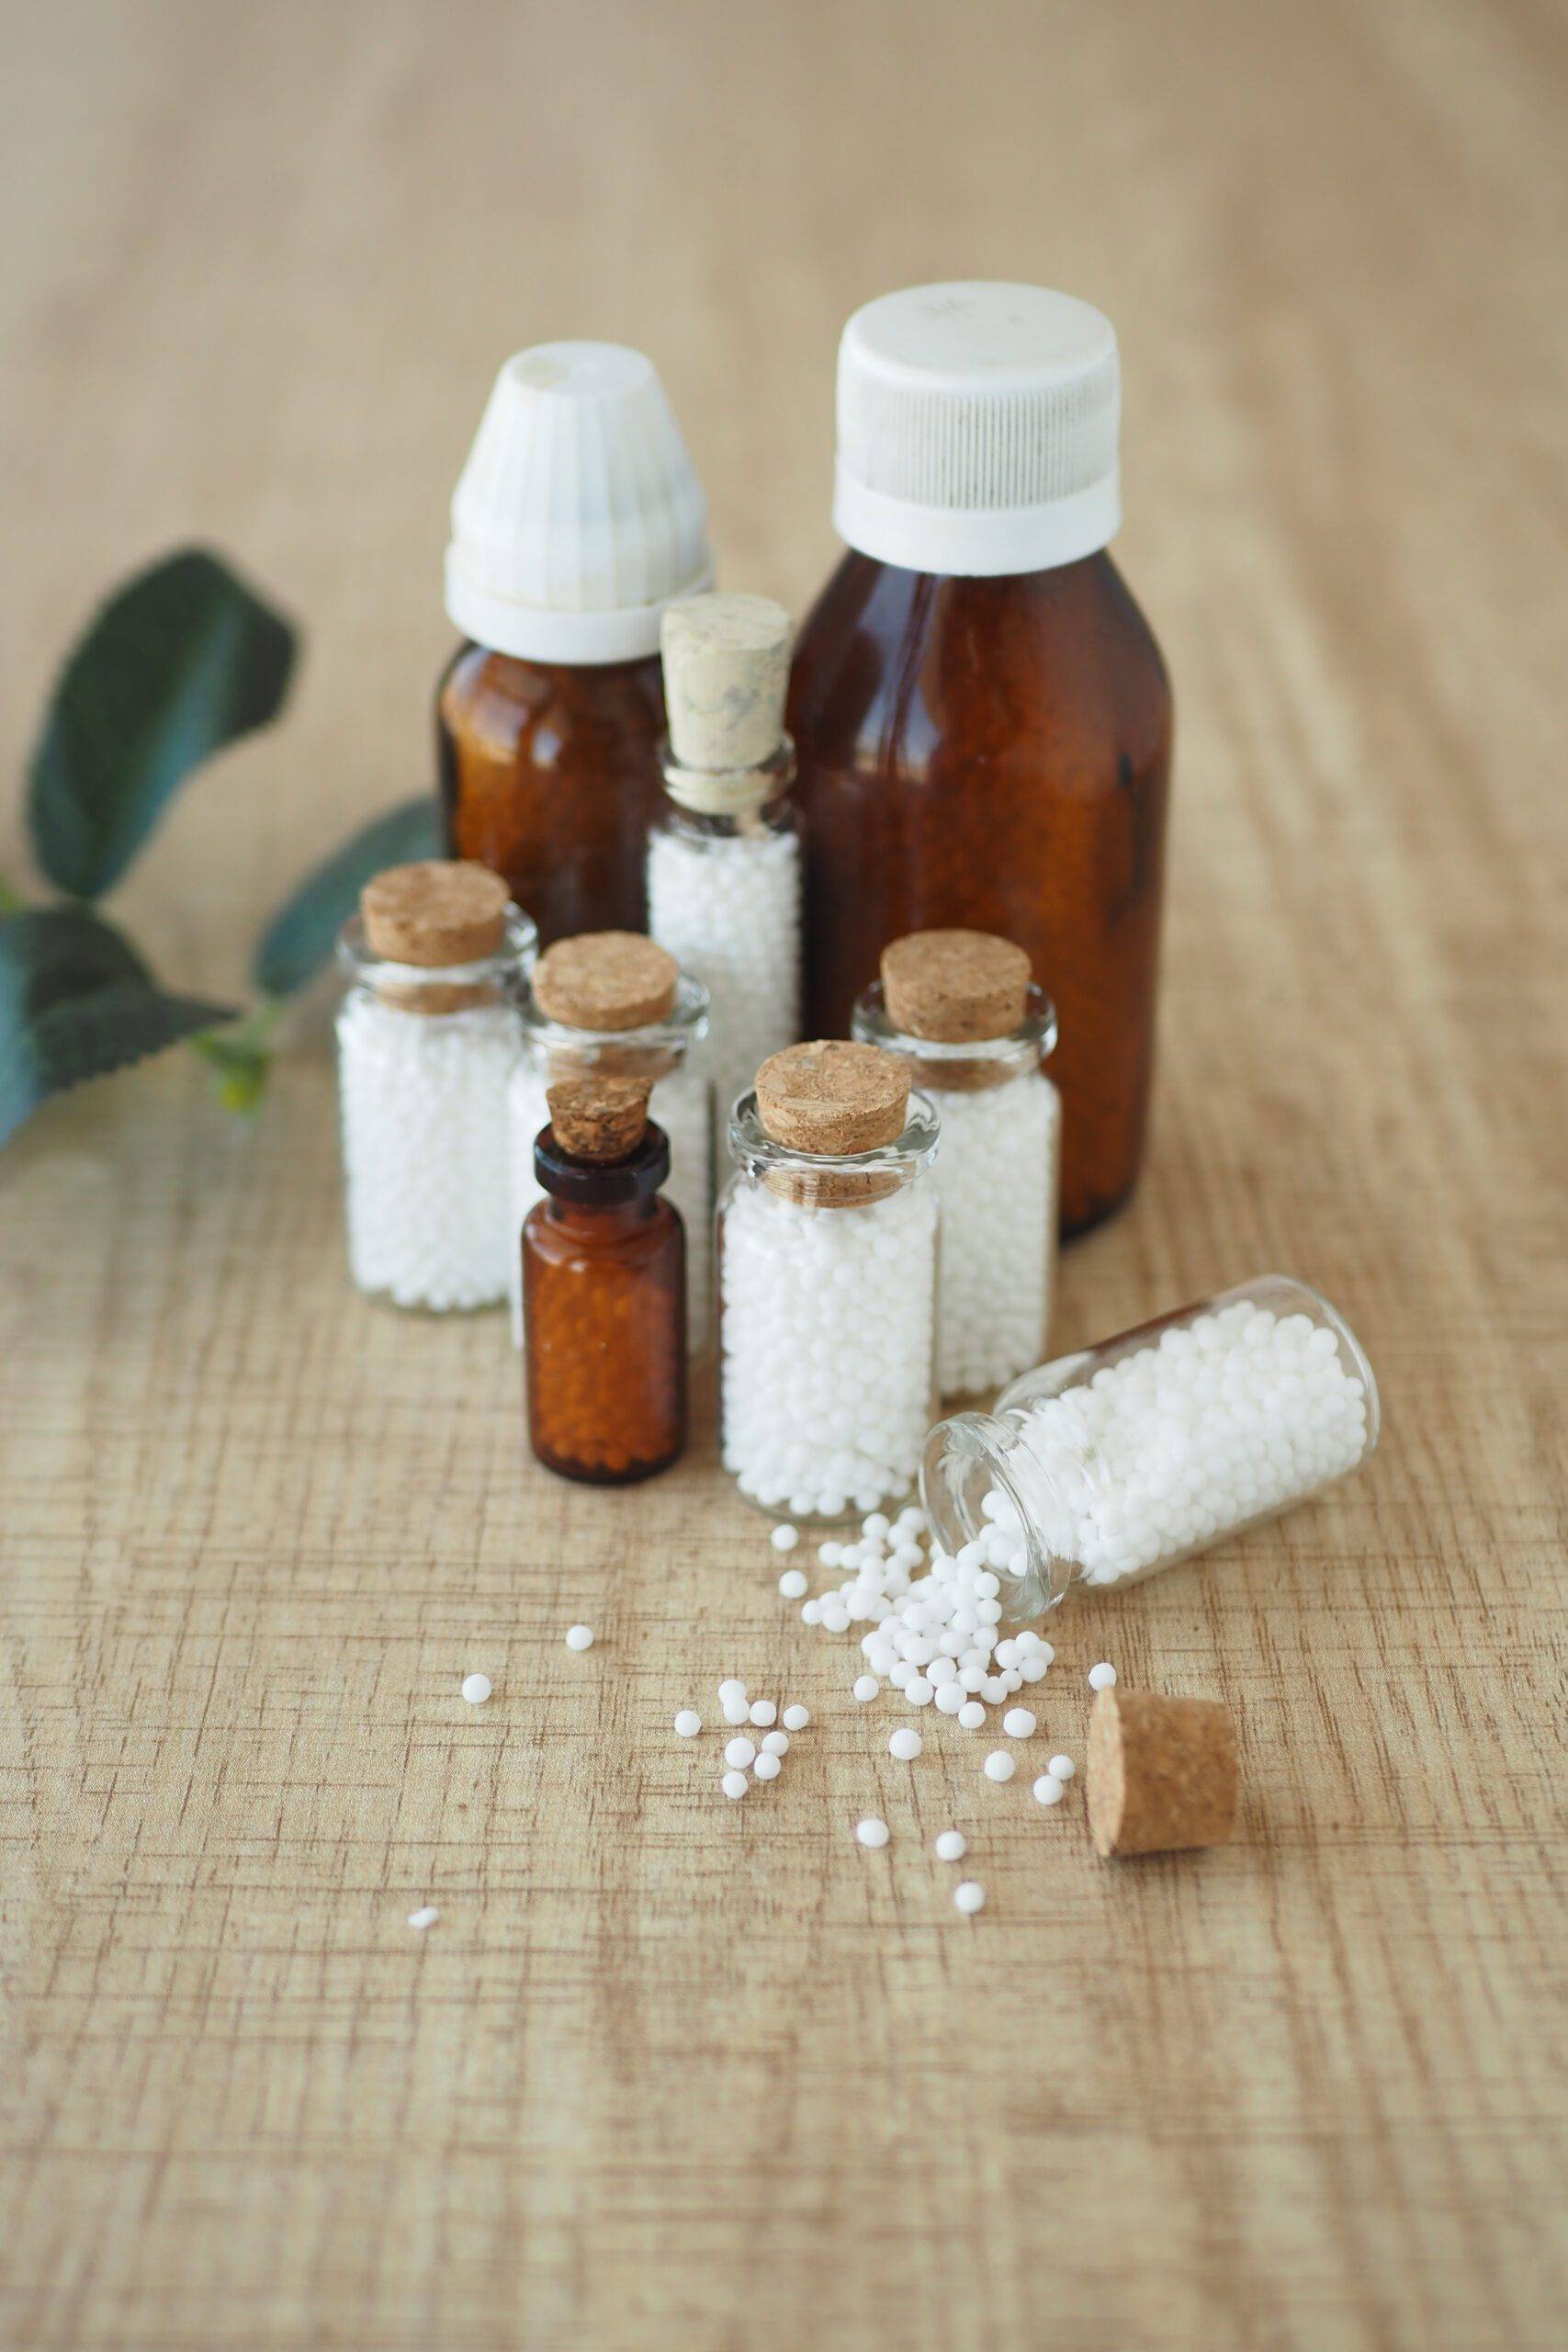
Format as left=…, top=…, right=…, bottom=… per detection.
left=922, top=1276, right=1380, bottom=1620
left=437, top=343, right=712, bottom=943
left=788, top=284, right=1172, bottom=1238
left=523, top=1077, right=685, bottom=1484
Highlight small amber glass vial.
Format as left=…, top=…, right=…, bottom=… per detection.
left=523, top=1079, right=686, bottom=1484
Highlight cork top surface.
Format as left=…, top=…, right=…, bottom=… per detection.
left=531, top=933, right=679, bottom=1032
left=360, top=861, right=510, bottom=967
left=880, top=929, right=1032, bottom=1043
left=546, top=1073, right=651, bottom=1161
left=754, top=1040, right=910, bottom=1156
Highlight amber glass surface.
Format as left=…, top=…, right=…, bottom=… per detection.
left=787, top=551, right=1172, bottom=1237
left=523, top=1192, right=686, bottom=1483
left=437, top=644, right=667, bottom=944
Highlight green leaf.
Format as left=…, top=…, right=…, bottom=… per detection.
left=28, top=547, right=298, bottom=899
left=252, top=794, right=439, bottom=996
left=0, top=907, right=233, bottom=1147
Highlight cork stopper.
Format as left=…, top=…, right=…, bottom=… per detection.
left=881, top=930, right=1032, bottom=1044
left=755, top=1041, right=910, bottom=1157
left=546, top=1073, right=652, bottom=1161
left=1086, top=1688, right=1240, bottom=1860
left=532, top=933, right=679, bottom=1032
left=361, top=861, right=510, bottom=967
left=662, top=592, right=791, bottom=774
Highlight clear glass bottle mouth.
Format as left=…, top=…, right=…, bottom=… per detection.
left=337, top=904, right=538, bottom=997
left=852, top=979, right=1058, bottom=1082
left=727, top=1087, right=942, bottom=1189
left=519, top=969, right=710, bottom=1061
left=920, top=1410, right=1076, bottom=1621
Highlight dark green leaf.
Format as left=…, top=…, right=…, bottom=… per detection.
left=252, top=795, right=440, bottom=996
left=0, top=907, right=232, bottom=1147
left=28, top=547, right=298, bottom=899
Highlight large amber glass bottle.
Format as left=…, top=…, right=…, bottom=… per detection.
left=437, top=342, right=711, bottom=945
left=789, top=285, right=1173, bottom=1237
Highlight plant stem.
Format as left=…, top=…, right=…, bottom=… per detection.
left=0, top=870, right=28, bottom=915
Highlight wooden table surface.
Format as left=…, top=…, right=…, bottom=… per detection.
left=3, top=4, right=1564, bottom=2346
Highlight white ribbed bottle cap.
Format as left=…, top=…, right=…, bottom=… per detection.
left=833, top=284, right=1121, bottom=577
left=446, top=343, right=713, bottom=663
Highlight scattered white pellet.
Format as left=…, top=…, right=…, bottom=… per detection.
left=853, top=1674, right=880, bottom=1702
left=718, top=1679, right=747, bottom=1704
left=752, top=1750, right=783, bottom=1781
left=1089, top=1661, right=1117, bottom=1690
left=934, top=1684, right=964, bottom=1715
left=889, top=1727, right=923, bottom=1761
left=934, top=1829, right=967, bottom=1863
left=721, top=1770, right=750, bottom=1800
left=565, top=1624, right=594, bottom=1652
left=1033, top=1773, right=1066, bottom=1805
left=778, top=1567, right=808, bottom=1599
left=856, top=1816, right=890, bottom=1849
left=1046, top=1753, right=1075, bottom=1781
left=461, top=1673, right=492, bottom=1706
left=983, top=1751, right=1016, bottom=1783
left=673, top=1709, right=702, bottom=1738
left=1002, top=1707, right=1036, bottom=1738
left=958, top=1701, right=987, bottom=1730
left=407, top=1905, right=439, bottom=1930
left=782, top=1704, right=810, bottom=1731
left=953, top=1881, right=986, bottom=1915
left=750, top=1698, right=778, bottom=1727
left=770, top=1524, right=800, bottom=1552
left=761, top=1730, right=789, bottom=1757
left=722, top=1696, right=752, bottom=1725
left=725, top=1736, right=757, bottom=1770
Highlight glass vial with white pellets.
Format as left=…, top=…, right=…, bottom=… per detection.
left=853, top=929, right=1059, bottom=1396
left=921, top=1276, right=1380, bottom=1619
left=337, top=861, right=537, bottom=1311
left=718, top=1040, right=940, bottom=1521
left=648, top=591, right=800, bottom=1145
left=506, top=932, right=712, bottom=1350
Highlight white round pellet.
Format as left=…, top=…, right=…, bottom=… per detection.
left=934, top=1829, right=967, bottom=1862
left=750, top=1699, right=778, bottom=1727
left=778, top=1567, right=808, bottom=1599
left=958, top=1701, right=987, bottom=1730
left=1046, top=1753, right=1075, bottom=1781
left=565, top=1624, right=594, bottom=1651
left=863, top=1512, right=891, bottom=1540
left=1002, top=1708, right=1036, bottom=1739
left=852, top=1674, right=880, bottom=1702
left=725, top=1736, right=757, bottom=1769
left=407, top=1905, right=438, bottom=1930
left=770, top=1524, right=800, bottom=1552
left=1033, top=1773, right=1066, bottom=1805
left=721, top=1697, right=751, bottom=1726
left=782, top=1704, right=810, bottom=1731
left=673, top=1709, right=702, bottom=1738
left=983, top=1751, right=1016, bottom=1783
left=761, top=1730, right=789, bottom=1757
left=752, top=1750, right=782, bottom=1781
left=1089, top=1661, right=1117, bottom=1690
left=856, top=1816, right=890, bottom=1849
left=461, top=1674, right=491, bottom=1706
left=721, top=1770, right=750, bottom=1800
left=889, top=1727, right=923, bottom=1761
left=953, top=1881, right=986, bottom=1915
left=905, top=1676, right=934, bottom=1706
left=934, top=1683, right=964, bottom=1715
left=717, top=1679, right=747, bottom=1704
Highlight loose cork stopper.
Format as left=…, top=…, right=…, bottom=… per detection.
left=881, top=930, right=1032, bottom=1044
left=532, top=933, right=678, bottom=1033
left=1086, top=1688, right=1240, bottom=1860
left=754, top=1041, right=910, bottom=1157
left=361, top=861, right=510, bottom=967
left=546, top=1074, right=651, bottom=1161
left=662, top=592, right=791, bottom=773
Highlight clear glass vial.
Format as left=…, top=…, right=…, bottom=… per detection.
left=337, top=864, right=536, bottom=1312
left=853, top=945, right=1060, bottom=1397
left=718, top=1044, right=941, bottom=1521
left=922, top=1275, right=1380, bottom=1619
left=507, top=949, right=712, bottom=1350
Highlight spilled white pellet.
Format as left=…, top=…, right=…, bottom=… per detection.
left=761, top=1730, right=789, bottom=1757
left=1002, top=1708, right=1035, bottom=1738
left=856, top=1816, right=890, bottom=1849
left=778, top=1567, right=808, bottom=1599
left=770, top=1524, right=799, bottom=1552
left=407, top=1906, right=439, bottom=1930
left=725, top=1736, right=757, bottom=1770
left=953, top=1882, right=986, bottom=1915
left=461, top=1674, right=492, bottom=1706
left=983, top=1751, right=1016, bottom=1783
left=853, top=1675, right=880, bottom=1702
left=752, top=1751, right=782, bottom=1781
left=673, top=1710, right=702, bottom=1738
left=750, top=1699, right=778, bottom=1727
left=1089, top=1662, right=1116, bottom=1690
left=722, top=1770, right=750, bottom=1801
left=565, top=1624, right=594, bottom=1652
left=782, top=1705, right=809, bottom=1731
left=1033, top=1774, right=1066, bottom=1805
left=934, top=1829, right=967, bottom=1862
left=889, top=1727, right=923, bottom=1761
left=1047, top=1753, right=1074, bottom=1781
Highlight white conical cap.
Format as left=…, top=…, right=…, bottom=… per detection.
left=446, top=343, right=713, bottom=663
left=833, top=284, right=1121, bottom=577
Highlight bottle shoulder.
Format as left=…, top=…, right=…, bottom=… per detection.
left=438, top=642, right=666, bottom=752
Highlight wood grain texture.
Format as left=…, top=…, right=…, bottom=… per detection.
left=2, top=2, right=1565, bottom=2346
